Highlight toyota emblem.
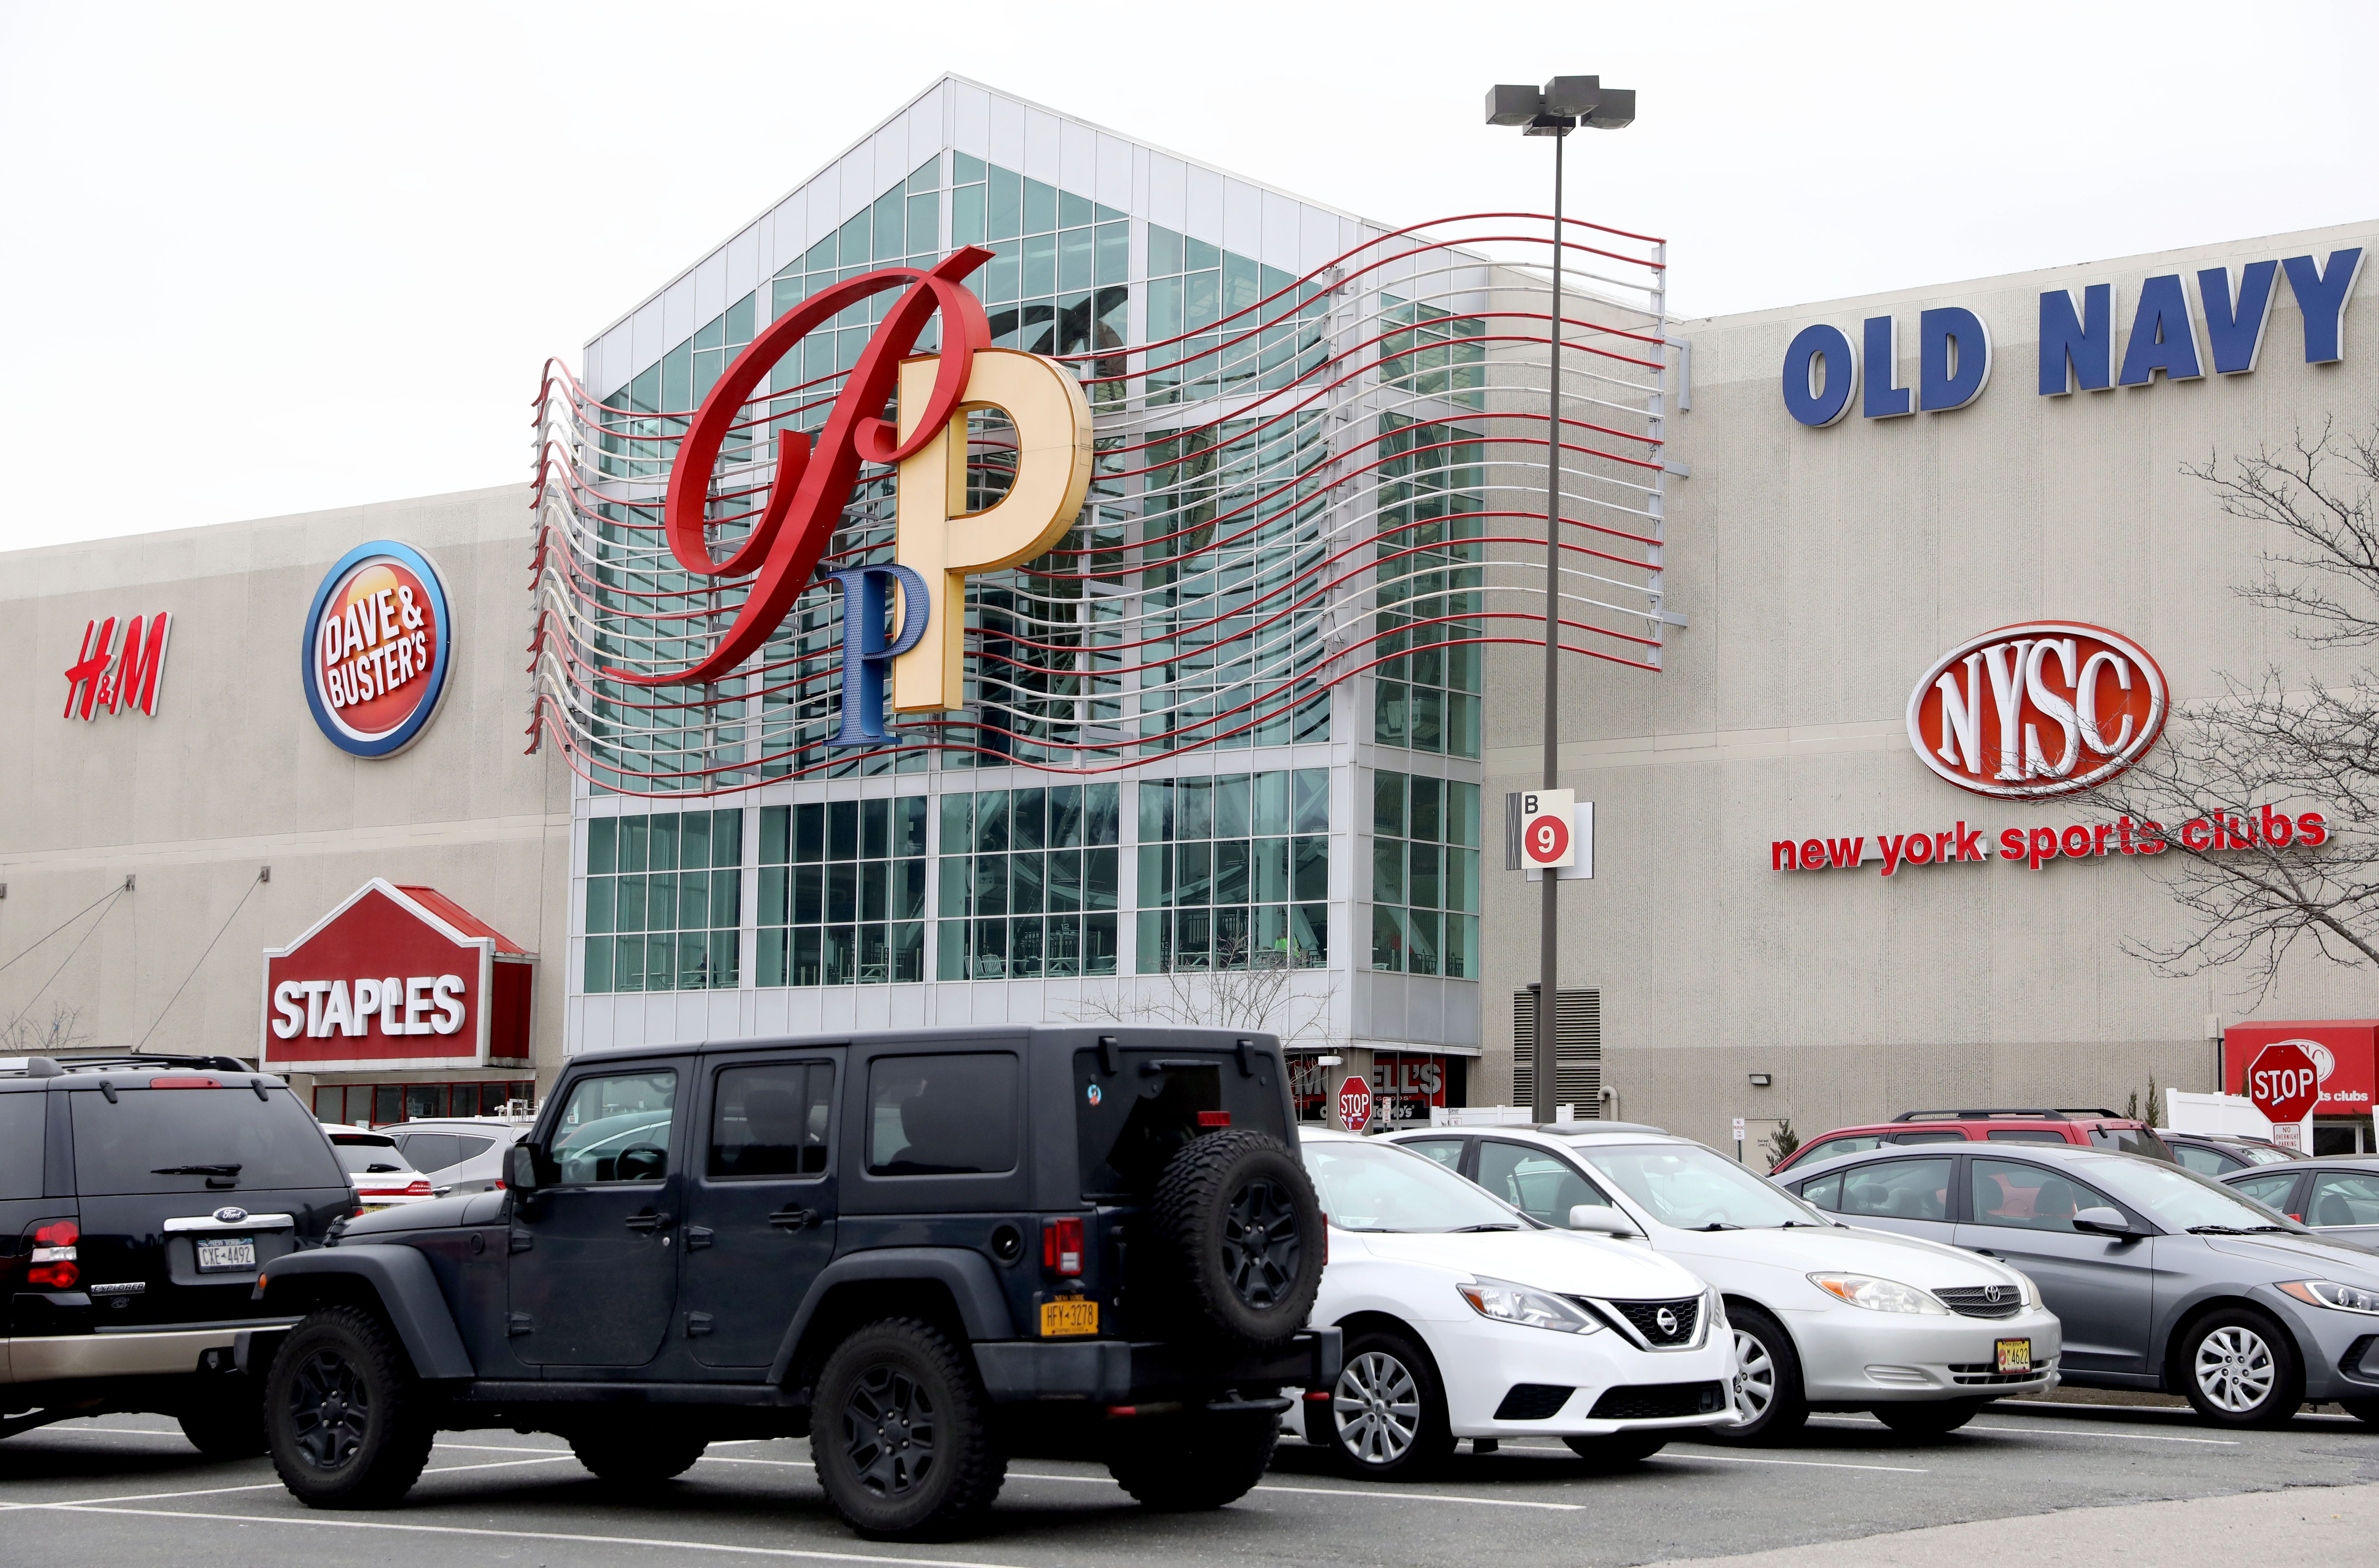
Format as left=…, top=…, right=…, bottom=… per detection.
left=213, top=1206, right=248, bottom=1225
left=1982, top=1285, right=2005, bottom=1304
left=1655, top=1307, right=1680, bottom=1337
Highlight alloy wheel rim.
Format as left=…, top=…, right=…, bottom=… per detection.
left=1222, top=1176, right=1303, bottom=1310
left=1729, top=1328, right=1776, bottom=1425
left=841, top=1363, right=937, bottom=1497
left=287, top=1347, right=371, bottom=1471
left=1333, top=1351, right=1421, bottom=1465
left=2194, top=1325, right=2276, bottom=1414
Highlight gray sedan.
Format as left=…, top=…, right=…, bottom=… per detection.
left=1775, top=1142, right=2379, bottom=1428
left=2222, top=1156, right=2379, bottom=1250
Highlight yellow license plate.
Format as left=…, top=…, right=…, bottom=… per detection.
left=1040, top=1299, right=1099, bottom=1337
left=1996, top=1338, right=2032, bottom=1374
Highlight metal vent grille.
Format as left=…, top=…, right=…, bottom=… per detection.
left=1513, top=987, right=1601, bottom=1111
left=1492, top=1383, right=1576, bottom=1420
left=1934, top=1286, right=2024, bottom=1320
left=1586, top=1381, right=1727, bottom=1420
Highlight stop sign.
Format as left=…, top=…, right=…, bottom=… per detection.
left=2247, top=1041, right=2323, bottom=1124
left=1338, top=1074, right=1375, bottom=1133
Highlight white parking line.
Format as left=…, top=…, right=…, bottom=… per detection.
left=1808, top=1414, right=2239, bottom=1446
left=31, top=1505, right=1047, bottom=1567
left=1660, top=1452, right=1930, bottom=1475
left=0, top=1454, right=573, bottom=1513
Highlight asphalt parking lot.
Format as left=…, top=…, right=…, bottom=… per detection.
left=10, top=1399, right=2379, bottom=1568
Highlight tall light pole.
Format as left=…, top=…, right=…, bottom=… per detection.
left=1484, top=77, right=1636, bottom=1124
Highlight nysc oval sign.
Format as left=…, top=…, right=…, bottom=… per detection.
left=1906, top=622, right=2167, bottom=800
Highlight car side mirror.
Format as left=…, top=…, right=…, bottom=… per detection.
left=507, top=1144, right=541, bottom=1192
left=2071, top=1206, right=2140, bottom=1239
left=1568, top=1205, right=1639, bottom=1237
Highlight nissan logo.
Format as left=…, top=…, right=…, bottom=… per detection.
left=213, top=1206, right=248, bottom=1225
left=1655, top=1308, right=1680, bottom=1337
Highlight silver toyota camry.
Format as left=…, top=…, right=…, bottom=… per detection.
left=1777, top=1140, right=2379, bottom=1428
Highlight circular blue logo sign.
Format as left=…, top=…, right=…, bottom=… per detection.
left=300, top=540, right=454, bottom=758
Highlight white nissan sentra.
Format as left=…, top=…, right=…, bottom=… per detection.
left=1296, top=1126, right=1738, bottom=1478
left=1386, top=1123, right=2064, bottom=1441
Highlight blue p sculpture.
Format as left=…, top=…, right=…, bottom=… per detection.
left=824, top=565, right=929, bottom=747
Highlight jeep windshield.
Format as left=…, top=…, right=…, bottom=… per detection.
left=1074, top=1047, right=1292, bottom=1198
left=1304, top=1139, right=1530, bottom=1232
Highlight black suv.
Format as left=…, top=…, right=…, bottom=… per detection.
left=1, top=1053, right=351, bottom=1454
left=254, top=1025, right=1336, bottom=1538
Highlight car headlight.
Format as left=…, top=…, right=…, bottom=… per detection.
left=1456, top=1276, right=1604, bottom=1334
left=1807, top=1273, right=1950, bottom=1315
left=2000, top=1267, right=2043, bottom=1309
left=2278, top=1279, right=2379, bottom=1316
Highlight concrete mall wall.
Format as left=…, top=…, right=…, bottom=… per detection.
left=0, top=486, right=572, bottom=1089
left=1481, top=219, right=2379, bottom=1152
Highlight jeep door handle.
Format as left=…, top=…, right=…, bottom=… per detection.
left=769, top=1206, right=821, bottom=1230
left=623, top=1210, right=673, bottom=1233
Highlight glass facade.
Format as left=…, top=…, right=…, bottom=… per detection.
left=756, top=797, right=928, bottom=986
left=1137, top=770, right=1329, bottom=973
left=1373, top=417, right=1485, bottom=759
left=583, top=810, right=743, bottom=992
left=937, top=784, right=1121, bottom=979
left=1370, top=770, right=1481, bottom=978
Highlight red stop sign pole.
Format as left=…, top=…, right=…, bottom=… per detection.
left=1338, top=1074, right=1374, bottom=1134
left=2246, top=1041, right=2322, bottom=1147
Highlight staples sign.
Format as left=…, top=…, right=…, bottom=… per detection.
left=1907, top=623, right=2168, bottom=800
left=262, top=879, right=533, bottom=1072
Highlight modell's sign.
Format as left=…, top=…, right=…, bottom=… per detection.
left=300, top=540, right=454, bottom=758
left=1906, top=623, right=2168, bottom=799
left=261, top=879, right=533, bottom=1071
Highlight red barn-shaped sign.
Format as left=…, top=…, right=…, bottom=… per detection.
left=261, top=880, right=534, bottom=1071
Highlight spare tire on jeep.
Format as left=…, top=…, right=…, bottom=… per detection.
left=1151, top=1128, right=1323, bottom=1347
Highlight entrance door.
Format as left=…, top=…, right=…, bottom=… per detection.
left=510, top=1066, right=682, bottom=1367
left=679, top=1055, right=842, bottom=1368
left=1955, top=1156, right=2157, bottom=1373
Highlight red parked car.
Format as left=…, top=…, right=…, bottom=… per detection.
left=1770, top=1108, right=2176, bottom=1174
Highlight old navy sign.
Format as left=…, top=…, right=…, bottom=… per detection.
left=624, top=248, right=1093, bottom=745
left=1782, top=246, right=2363, bottom=427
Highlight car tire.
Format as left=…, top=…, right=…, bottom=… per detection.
left=1706, top=1304, right=1808, bottom=1445
left=1152, top=1129, right=1325, bottom=1349
left=1562, top=1432, right=1668, bottom=1468
left=179, top=1383, right=269, bottom=1460
left=265, top=1305, right=436, bottom=1509
left=569, top=1427, right=708, bottom=1484
left=1872, top=1398, right=1985, bottom=1437
left=2178, top=1307, right=2304, bottom=1428
left=812, top=1318, right=1005, bottom=1540
left=1315, top=1327, right=1455, bottom=1480
left=1106, top=1408, right=1279, bottom=1510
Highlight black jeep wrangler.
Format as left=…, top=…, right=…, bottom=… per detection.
left=254, top=1025, right=1334, bottom=1538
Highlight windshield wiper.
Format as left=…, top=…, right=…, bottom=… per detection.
left=1693, top=1222, right=1745, bottom=1232
left=152, top=1164, right=241, bottom=1176
left=1445, top=1222, right=1522, bottom=1232
left=2186, top=1223, right=2286, bottom=1235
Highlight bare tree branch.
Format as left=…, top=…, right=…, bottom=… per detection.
left=0, top=1002, right=93, bottom=1057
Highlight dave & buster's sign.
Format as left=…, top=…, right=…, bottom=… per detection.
left=261, top=878, right=533, bottom=1071
left=302, top=540, right=453, bottom=758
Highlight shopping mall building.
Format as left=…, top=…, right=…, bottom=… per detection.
left=4, top=76, right=2374, bottom=1151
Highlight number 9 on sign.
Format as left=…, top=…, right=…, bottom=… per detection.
left=1531, top=816, right=1569, bottom=861
left=1519, top=788, right=1578, bottom=869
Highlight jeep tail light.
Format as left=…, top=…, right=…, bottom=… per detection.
left=1043, top=1216, right=1084, bottom=1276
left=148, top=1076, right=219, bottom=1089
left=26, top=1218, right=79, bottom=1289
left=1197, top=1111, right=1231, bottom=1128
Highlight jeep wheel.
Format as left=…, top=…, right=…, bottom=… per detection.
left=570, top=1428, right=708, bottom=1484
left=812, top=1319, right=1004, bottom=1539
left=1107, top=1408, right=1279, bottom=1510
left=1153, top=1129, right=1324, bottom=1348
left=265, top=1305, right=435, bottom=1508
left=179, top=1384, right=268, bottom=1460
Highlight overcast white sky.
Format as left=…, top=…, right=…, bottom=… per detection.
left=1, top=1, right=2372, bottom=552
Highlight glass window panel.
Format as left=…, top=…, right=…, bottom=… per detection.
left=1023, top=232, right=1056, bottom=296
left=1174, top=907, right=1212, bottom=969
left=1406, top=910, right=1440, bottom=976
left=584, top=934, right=613, bottom=993
left=974, top=853, right=1008, bottom=917
left=892, top=921, right=924, bottom=982
left=1256, top=902, right=1288, bottom=966
left=1023, top=176, right=1057, bottom=234
left=1086, top=784, right=1119, bottom=846
left=651, top=814, right=679, bottom=872
left=678, top=869, right=708, bottom=926
left=938, top=856, right=970, bottom=918
left=1012, top=787, right=1046, bottom=852
left=1177, top=841, right=1212, bottom=905
left=1137, top=780, right=1173, bottom=844
left=896, top=796, right=928, bottom=858
left=896, top=858, right=927, bottom=922
left=619, top=815, right=648, bottom=873
left=796, top=802, right=826, bottom=862
left=795, top=863, right=823, bottom=925
left=726, top=293, right=755, bottom=345
left=1409, top=842, right=1441, bottom=909
left=614, top=933, right=645, bottom=992
left=589, top=817, right=617, bottom=875
left=1411, top=687, right=1443, bottom=754
left=648, top=931, right=677, bottom=990
left=1254, top=837, right=1290, bottom=903
left=679, top=930, right=709, bottom=989
left=825, top=863, right=856, bottom=924
left=1373, top=840, right=1405, bottom=905
left=822, top=925, right=854, bottom=985
left=1294, top=770, right=1330, bottom=834
left=829, top=800, right=859, bottom=860
left=794, top=927, right=822, bottom=987
left=760, top=805, right=789, bottom=865
left=1044, top=915, right=1080, bottom=978
left=973, top=917, right=1007, bottom=979
left=586, top=877, right=615, bottom=935
left=1373, top=772, right=1406, bottom=837
left=1214, top=840, right=1250, bottom=904
left=1010, top=851, right=1044, bottom=914
left=1186, top=268, right=1219, bottom=331
left=1137, top=844, right=1171, bottom=907
left=1085, top=913, right=1118, bottom=975
left=617, top=874, right=647, bottom=933
left=1149, top=275, right=1183, bottom=342
left=1448, top=781, right=1481, bottom=849
left=940, top=793, right=971, bottom=857
left=1086, top=846, right=1119, bottom=910
left=649, top=874, right=677, bottom=933
left=987, top=165, right=1020, bottom=241
left=862, top=798, right=889, bottom=860
left=1096, top=222, right=1127, bottom=287
left=1372, top=904, right=1406, bottom=971
left=1178, top=777, right=1212, bottom=840
left=1294, top=835, right=1329, bottom=901
left=758, top=927, right=787, bottom=988
left=1376, top=681, right=1409, bottom=746
left=1047, top=785, right=1081, bottom=849
left=861, top=861, right=889, bottom=923
left=1009, top=917, right=1043, bottom=978
left=906, top=192, right=938, bottom=253
left=1411, top=777, right=1442, bottom=843
left=1059, top=227, right=1092, bottom=292
left=976, top=790, right=1009, bottom=853
left=858, top=923, right=890, bottom=984
left=1214, top=904, right=1252, bottom=968
left=1047, top=849, right=1082, bottom=913
left=1147, top=223, right=1183, bottom=276
left=680, top=811, right=710, bottom=870
left=1448, top=693, right=1481, bottom=760
left=1446, top=915, right=1478, bottom=979
left=951, top=183, right=986, bottom=247
left=1214, top=775, right=1252, bottom=838
left=937, top=919, right=968, bottom=980
left=1255, top=771, right=1289, bottom=836
left=1293, top=903, right=1328, bottom=966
